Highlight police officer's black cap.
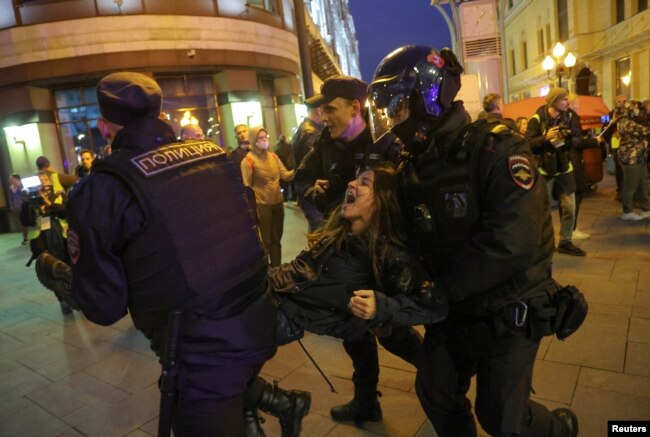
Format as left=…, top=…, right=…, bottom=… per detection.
left=305, top=76, right=368, bottom=107
left=97, top=72, right=162, bottom=127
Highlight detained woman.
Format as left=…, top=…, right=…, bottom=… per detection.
left=270, top=162, right=447, bottom=339
left=246, top=162, right=448, bottom=437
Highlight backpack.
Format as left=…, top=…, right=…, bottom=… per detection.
left=20, top=201, right=37, bottom=227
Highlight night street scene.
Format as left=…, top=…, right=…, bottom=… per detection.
left=0, top=0, right=649, bottom=436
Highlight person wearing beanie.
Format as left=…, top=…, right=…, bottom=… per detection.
left=35, top=72, right=310, bottom=436
left=525, top=88, right=587, bottom=256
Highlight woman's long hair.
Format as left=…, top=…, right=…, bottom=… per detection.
left=307, top=162, right=406, bottom=287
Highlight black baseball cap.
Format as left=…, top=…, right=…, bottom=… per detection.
left=305, top=75, right=368, bottom=107
left=35, top=156, right=50, bottom=170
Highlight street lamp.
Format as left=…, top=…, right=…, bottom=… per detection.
left=542, top=42, right=577, bottom=88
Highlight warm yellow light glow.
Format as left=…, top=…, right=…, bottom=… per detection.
left=542, top=55, right=555, bottom=71
left=564, top=52, right=577, bottom=68
left=180, top=110, right=199, bottom=127
left=552, top=42, right=566, bottom=58
left=621, top=72, right=631, bottom=86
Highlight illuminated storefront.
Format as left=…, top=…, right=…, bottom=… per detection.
left=0, top=0, right=361, bottom=231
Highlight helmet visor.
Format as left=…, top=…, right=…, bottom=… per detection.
left=368, top=76, right=414, bottom=142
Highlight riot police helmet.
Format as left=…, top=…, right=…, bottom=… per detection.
left=368, top=45, right=463, bottom=143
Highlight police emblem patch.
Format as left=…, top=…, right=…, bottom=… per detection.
left=508, top=155, right=533, bottom=190
left=68, top=229, right=80, bottom=264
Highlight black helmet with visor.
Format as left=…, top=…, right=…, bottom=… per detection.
left=368, top=45, right=463, bottom=143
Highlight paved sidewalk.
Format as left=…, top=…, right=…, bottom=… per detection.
left=0, top=172, right=648, bottom=436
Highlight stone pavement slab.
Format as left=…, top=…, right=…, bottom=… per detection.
left=0, top=173, right=648, bottom=436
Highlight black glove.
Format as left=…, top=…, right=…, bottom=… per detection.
left=418, top=281, right=448, bottom=311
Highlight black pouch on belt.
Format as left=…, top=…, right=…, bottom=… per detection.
left=552, top=285, right=588, bottom=340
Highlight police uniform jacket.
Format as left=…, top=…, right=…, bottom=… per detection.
left=291, top=117, right=324, bottom=168
left=268, top=233, right=447, bottom=340
left=401, top=102, right=555, bottom=315
left=66, top=118, right=277, bottom=365
left=294, top=126, right=401, bottom=214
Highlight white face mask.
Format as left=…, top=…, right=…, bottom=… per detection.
left=255, top=140, right=269, bottom=150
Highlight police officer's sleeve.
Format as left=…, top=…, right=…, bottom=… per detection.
left=372, top=292, right=448, bottom=326
left=66, top=173, right=144, bottom=325
left=372, top=245, right=448, bottom=325
left=293, top=139, right=323, bottom=197
left=435, top=137, right=551, bottom=302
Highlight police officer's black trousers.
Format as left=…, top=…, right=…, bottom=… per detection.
left=415, top=318, right=556, bottom=436
left=343, top=326, right=423, bottom=396
left=171, top=364, right=265, bottom=436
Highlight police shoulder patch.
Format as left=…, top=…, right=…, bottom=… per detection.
left=68, top=229, right=80, bottom=264
left=508, top=155, right=534, bottom=190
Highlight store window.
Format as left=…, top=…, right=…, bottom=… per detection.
left=156, top=75, right=221, bottom=144
left=557, top=0, right=568, bottom=41
left=54, top=85, right=105, bottom=171
left=522, top=41, right=528, bottom=70
left=246, top=0, right=278, bottom=14
left=616, top=0, right=625, bottom=23
left=615, top=57, right=631, bottom=98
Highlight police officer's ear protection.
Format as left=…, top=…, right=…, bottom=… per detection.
left=438, top=48, right=463, bottom=111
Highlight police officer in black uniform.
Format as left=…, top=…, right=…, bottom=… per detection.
left=294, top=75, right=424, bottom=423
left=367, top=46, right=579, bottom=436
left=36, top=72, right=309, bottom=437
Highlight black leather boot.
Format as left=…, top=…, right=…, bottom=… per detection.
left=243, top=409, right=266, bottom=437
left=330, top=389, right=382, bottom=422
left=257, top=381, right=311, bottom=437
left=551, top=408, right=579, bottom=437
left=35, top=253, right=78, bottom=310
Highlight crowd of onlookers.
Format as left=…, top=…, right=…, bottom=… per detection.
left=479, top=90, right=650, bottom=256
left=8, top=91, right=649, bottom=310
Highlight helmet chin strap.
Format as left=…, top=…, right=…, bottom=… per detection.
left=394, top=117, right=441, bottom=157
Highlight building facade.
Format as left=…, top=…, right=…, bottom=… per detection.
left=0, top=0, right=360, bottom=231
left=502, top=0, right=649, bottom=104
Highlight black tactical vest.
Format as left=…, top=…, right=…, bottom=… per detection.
left=93, top=140, right=267, bottom=333
left=401, top=122, right=486, bottom=276
left=401, top=120, right=554, bottom=313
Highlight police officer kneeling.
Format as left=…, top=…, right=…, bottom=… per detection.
left=367, top=46, right=581, bottom=436
left=36, top=72, right=309, bottom=437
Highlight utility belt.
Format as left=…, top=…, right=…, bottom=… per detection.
left=492, top=279, right=588, bottom=341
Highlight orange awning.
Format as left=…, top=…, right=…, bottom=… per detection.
left=502, top=96, right=610, bottom=129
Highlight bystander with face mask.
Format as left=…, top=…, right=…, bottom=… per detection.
left=240, top=127, right=295, bottom=266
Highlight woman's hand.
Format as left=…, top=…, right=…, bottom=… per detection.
left=349, top=290, right=377, bottom=320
